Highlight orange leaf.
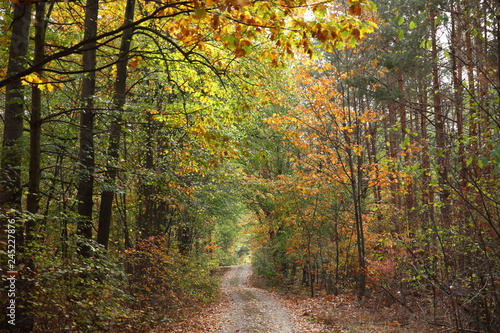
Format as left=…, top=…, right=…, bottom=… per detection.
left=348, top=3, right=363, bottom=16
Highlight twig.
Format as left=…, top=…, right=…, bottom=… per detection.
left=379, top=285, right=413, bottom=312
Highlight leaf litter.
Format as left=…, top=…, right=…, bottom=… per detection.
left=152, top=266, right=432, bottom=332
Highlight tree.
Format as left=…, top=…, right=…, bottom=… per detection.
left=1, top=0, right=31, bottom=239
left=97, top=0, right=136, bottom=249
left=0, top=2, right=33, bottom=331
left=264, top=62, right=384, bottom=298
left=75, top=0, right=99, bottom=257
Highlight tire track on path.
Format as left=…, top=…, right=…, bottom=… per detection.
left=217, top=265, right=294, bottom=333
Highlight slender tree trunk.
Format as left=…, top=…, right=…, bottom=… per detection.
left=450, top=1, right=466, bottom=184
left=465, top=15, right=478, bottom=156
left=387, top=103, right=400, bottom=210
left=138, top=111, right=155, bottom=238
left=97, top=0, right=136, bottom=248
left=349, top=146, right=366, bottom=298
left=430, top=6, right=450, bottom=221
left=27, top=1, right=51, bottom=241
left=77, top=0, right=99, bottom=257
left=345, top=97, right=366, bottom=298
left=398, top=69, right=414, bottom=224
left=418, top=84, right=435, bottom=230
left=19, top=4, right=49, bottom=331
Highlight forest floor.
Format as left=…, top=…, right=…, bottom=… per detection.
left=153, top=265, right=438, bottom=333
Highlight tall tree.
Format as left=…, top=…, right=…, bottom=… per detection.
left=97, top=0, right=136, bottom=249
left=429, top=3, right=450, bottom=221
left=27, top=0, right=52, bottom=239
left=1, top=3, right=33, bottom=331
left=0, top=0, right=31, bottom=237
left=76, top=0, right=99, bottom=257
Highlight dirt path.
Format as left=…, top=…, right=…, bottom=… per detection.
left=217, top=265, right=294, bottom=333
left=154, top=265, right=422, bottom=333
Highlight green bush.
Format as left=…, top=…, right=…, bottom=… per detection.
left=12, top=235, right=219, bottom=332
left=31, top=243, right=128, bottom=332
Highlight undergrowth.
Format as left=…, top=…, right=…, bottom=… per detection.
left=6, top=235, right=219, bottom=332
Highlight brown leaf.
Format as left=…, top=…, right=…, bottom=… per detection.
left=348, top=3, right=363, bottom=16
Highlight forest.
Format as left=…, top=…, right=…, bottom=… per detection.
left=0, top=0, right=499, bottom=332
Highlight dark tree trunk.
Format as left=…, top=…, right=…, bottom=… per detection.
left=177, top=225, right=191, bottom=254
left=0, top=1, right=31, bottom=235
left=77, top=0, right=99, bottom=257
left=27, top=1, right=51, bottom=241
left=97, top=0, right=136, bottom=248
left=138, top=111, right=155, bottom=238
left=0, top=3, right=32, bottom=332
left=430, top=6, right=450, bottom=221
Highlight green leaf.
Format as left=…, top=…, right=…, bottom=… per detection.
left=341, top=30, right=351, bottom=39
left=398, top=29, right=404, bottom=41
left=409, top=20, right=417, bottom=30
left=479, top=156, right=489, bottom=168
left=402, top=135, right=410, bottom=149
left=493, top=146, right=500, bottom=165
left=397, top=16, right=405, bottom=26
left=194, top=7, right=207, bottom=19
left=335, top=41, right=346, bottom=50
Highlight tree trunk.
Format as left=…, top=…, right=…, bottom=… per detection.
left=346, top=100, right=366, bottom=298
left=0, top=3, right=32, bottom=332
left=27, top=1, right=51, bottom=241
left=450, top=1, right=467, bottom=187
left=387, top=103, right=400, bottom=210
left=77, top=0, right=99, bottom=257
left=138, top=111, right=156, bottom=238
left=430, top=6, right=450, bottom=221
left=97, top=0, right=136, bottom=249
left=465, top=10, right=478, bottom=157
left=0, top=1, right=31, bottom=236
left=418, top=84, right=435, bottom=227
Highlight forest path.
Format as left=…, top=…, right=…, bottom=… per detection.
left=217, top=265, right=294, bottom=333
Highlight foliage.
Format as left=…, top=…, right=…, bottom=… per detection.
left=121, top=235, right=219, bottom=329
left=9, top=235, right=220, bottom=332
left=28, top=242, right=128, bottom=332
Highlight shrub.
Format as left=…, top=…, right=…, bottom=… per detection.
left=121, top=236, right=219, bottom=327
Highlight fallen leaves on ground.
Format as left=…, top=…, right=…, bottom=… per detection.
left=150, top=296, right=229, bottom=333
left=152, top=268, right=435, bottom=333
left=282, top=293, right=436, bottom=333
left=152, top=291, right=435, bottom=332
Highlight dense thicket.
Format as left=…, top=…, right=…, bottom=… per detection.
left=249, top=0, right=500, bottom=332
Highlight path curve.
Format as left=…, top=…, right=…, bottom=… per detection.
left=217, top=265, right=294, bottom=333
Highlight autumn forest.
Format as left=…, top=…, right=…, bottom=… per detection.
left=0, top=0, right=499, bottom=331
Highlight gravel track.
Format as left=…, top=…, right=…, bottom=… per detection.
left=217, top=265, right=294, bottom=333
